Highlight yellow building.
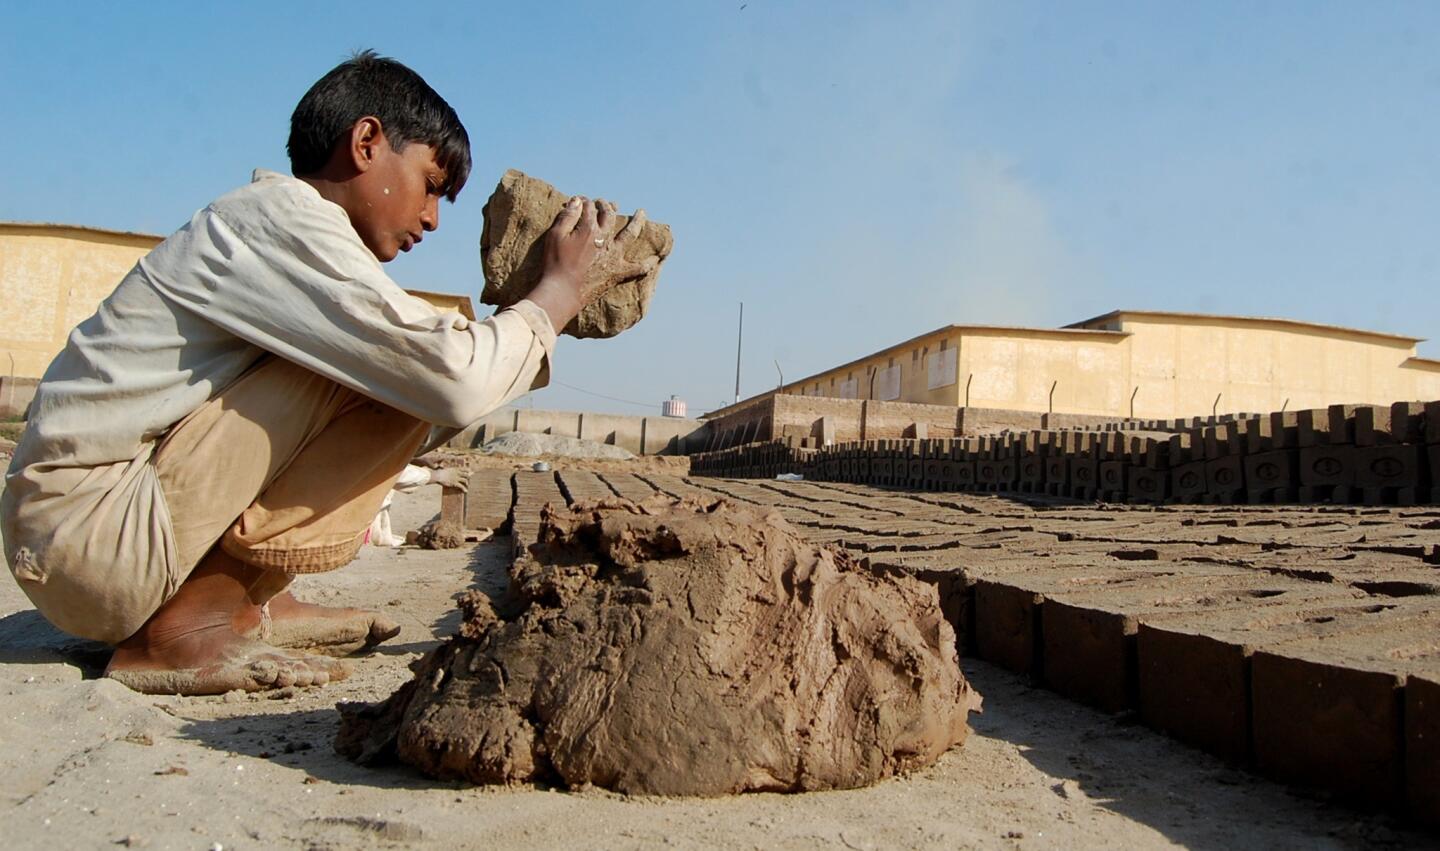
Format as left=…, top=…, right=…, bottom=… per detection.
left=0, top=222, right=481, bottom=381
left=767, top=310, right=1440, bottom=420
left=1, top=222, right=163, bottom=380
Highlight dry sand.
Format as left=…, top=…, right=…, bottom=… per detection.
left=0, top=483, right=1427, bottom=849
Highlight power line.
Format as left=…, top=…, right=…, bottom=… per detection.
left=550, top=380, right=655, bottom=410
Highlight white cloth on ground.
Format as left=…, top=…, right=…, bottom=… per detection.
left=369, top=464, right=435, bottom=547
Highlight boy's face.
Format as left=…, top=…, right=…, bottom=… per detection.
left=347, top=130, right=447, bottom=262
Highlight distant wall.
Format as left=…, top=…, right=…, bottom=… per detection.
left=0, top=376, right=39, bottom=418
left=454, top=406, right=708, bottom=455
left=701, top=395, right=1095, bottom=451
left=1, top=223, right=162, bottom=379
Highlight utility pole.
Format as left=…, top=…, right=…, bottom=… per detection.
left=733, top=302, right=744, bottom=404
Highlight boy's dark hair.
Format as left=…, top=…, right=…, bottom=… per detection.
left=287, top=50, right=471, bottom=201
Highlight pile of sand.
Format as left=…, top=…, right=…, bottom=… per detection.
left=338, top=496, right=979, bottom=796
left=481, top=431, right=635, bottom=461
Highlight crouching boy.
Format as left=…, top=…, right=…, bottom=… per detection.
left=2, top=51, right=649, bottom=695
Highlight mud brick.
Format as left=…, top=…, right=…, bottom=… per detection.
left=1166, top=430, right=1198, bottom=465
left=994, top=455, right=1017, bottom=490
left=1017, top=449, right=1046, bottom=493
left=1205, top=454, right=1245, bottom=502
left=1127, top=465, right=1168, bottom=503
left=1408, top=673, right=1440, bottom=827
left=1097, top=460, right=1127, bottom=500
left=1242, top=450, right=1297, bottom=503
left=1137, top=597, right=1384, bottom=765
left=1427, top=401, right=1440, bottom=445
left=1243, top=416, right=1271, bottom=455
left=1390, top=401, right=1426, bottom=444
left=1203, top=422, right=1244, bottom=459
left=1298, top=445, right=1356, bottom=489
left=922, top=458, right=940, bottom=489
left=556, top=470, right=612, bottom=504
left=1244, top=413, right=1297, bottom=454
left=934, top=457, right=959, bottom=491
left=1044, top=454, right=1069, bottom=496
left=952, top=460, right=977, bottom=490
left=440, top=485, right=467, bottom=528
left=1355, top=445, right=1425, bottom=492
left=973, top=578, right=1045, bottom=675
left=1251, top=612, right=1440, bottom=806
left=907, top=458, right=924, bottom=489
left=1170, top=460, right=1208, bottom=502
left=1269, top=410, right=1299, bottom=450
left=1297, top=407, right=1338, bottom=447
left=1354, top=405, right=1395, bottom=446
left=975, top=458, right=999, bottom=490
left=465, top=469, right=516, bottom=530
left=1043, top=575, right=1346, bottom=715
left=1067, top=457, right=1099, bottom=499
left=1252, top=659, right=1401, bottom=804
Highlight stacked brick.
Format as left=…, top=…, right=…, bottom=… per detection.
left=508, top=470, right=567, bottom=557
left=691, top=401, right=1440, bottom=507
left=462, top=469, right=516, bottom=532
left=688, top=436, right=816, bottom=480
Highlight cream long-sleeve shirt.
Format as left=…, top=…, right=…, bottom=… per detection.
left=3, top=169, right=554, bottom=599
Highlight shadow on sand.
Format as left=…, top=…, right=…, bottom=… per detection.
left=962, top=658, right=1422, bottom=850
left=0, top=608, right=110, bottom=674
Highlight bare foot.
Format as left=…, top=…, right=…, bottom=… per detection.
left=103, top=549, right=350, bottom=696
left=106, top=629, right=349, bottom=695
left=244, top=591, right=402, bottom=657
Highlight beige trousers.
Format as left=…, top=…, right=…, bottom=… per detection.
left=154, top=355, right=429, bottom=579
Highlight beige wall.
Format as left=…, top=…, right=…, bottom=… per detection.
left=1117, top=315, right=1440, bottom=418
left=0, top=223, right=161, bottom=379
left=756, top=312, right=1440, bottom=422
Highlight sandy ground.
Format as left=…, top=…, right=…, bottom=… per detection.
left=0, top=484, right=1430, bottom=850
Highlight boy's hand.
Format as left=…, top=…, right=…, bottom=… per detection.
left=429, top=468, right=469, bottom=491
left=528, top=197, right=654, bottom=334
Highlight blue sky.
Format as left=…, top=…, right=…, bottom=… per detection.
left=4, top=2, right=1439, bottom=415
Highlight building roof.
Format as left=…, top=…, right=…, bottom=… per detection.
left=1067, top=309, right=1423, bottom=345
left=0, top=220, right=164, bottom=244
left=707, top=321, right=1129, bottom=419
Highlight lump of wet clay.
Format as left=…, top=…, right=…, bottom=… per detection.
left=479, top=169, right=673, bottom=339
left=336, top=496, right=980, bottom=796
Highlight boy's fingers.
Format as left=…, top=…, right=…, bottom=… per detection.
left=553, top=195, right=584, bottom=233
left=596, top=199, right=615, bottom=235
left=581, top=198, right=600, bottom=236
left=615, top=209, right=648, bottom=245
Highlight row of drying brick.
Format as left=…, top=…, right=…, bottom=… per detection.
left=473, top=469, right=672, bottom=557
left=928, top=562, right=1440, bottom=825
left=692, top=401, right=1440, bottom=507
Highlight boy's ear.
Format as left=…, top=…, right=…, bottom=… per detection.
left=349, top=116, right=385, bottom=174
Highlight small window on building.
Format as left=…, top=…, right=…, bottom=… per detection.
left=912, top=349, right=919, bottom=363
left=940, top=339, right=948, bottom=351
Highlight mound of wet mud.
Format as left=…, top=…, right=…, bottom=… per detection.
left=337, top=497, right=979, bottom=796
